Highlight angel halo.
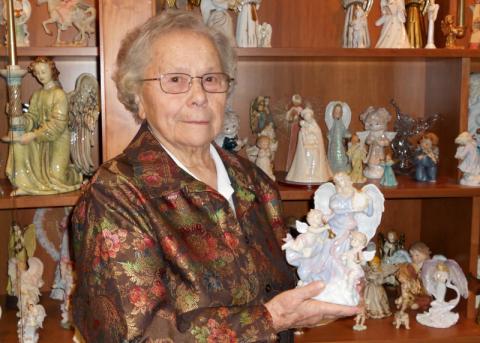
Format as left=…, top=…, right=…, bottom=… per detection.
left=283, top=172, right=385, bottom=306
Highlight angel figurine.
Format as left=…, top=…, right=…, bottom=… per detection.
left=470, top=0, right=480, bottom=49
left=200, top=0, right=236, bottom=44
left=425, top=0, right=440, bottom=48
left=441, top=14, right=465, bottom=49
left=286, top=172, right=384, bottom=306
left=3, top=0, right=32, bottom=47
left=414, top=132, right=439, bottom=182
left=325, top=101, right=352, bottom=174
left=380, top=153, right=398, bottom=187
left=69, top=73, right=100, bottom=176
left=416, top=256, right=468, bottom=328
left=285, top=94, right=304, bottom=171
left=405, top=0, right=427, bottom=48
left=358, top=106, right=397, bottom=179
left=286, top=107, right=332, bottom=184
left=254, top=135, right=275, bottom=180
left=18, top=302, right=46, bottom=343
left=347, top=133, right=367, bottom=184
left=454, top=132, right=480, bottom=186
left=375, top=0, right=411, bottom=48
left=342, top=0, right=373, bottom=48
left=249, top=95, right=273, bottom=134
left=235, top=0, right=262, bottom=47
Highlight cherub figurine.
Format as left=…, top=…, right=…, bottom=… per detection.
left=441, top=14, right=465, bottom=48
left=325, top=101, right=352, bottom=174
left=455, top=132, right=480, bottom=186
left=425, top=0, right=440, bottom=48
left=393, top=310, right=410, bottom=329
left=254, top=135, right=275, bottom=180
left=470, top=0, right=480, bottom=48
left=288, top=172, right=384, bottom=306
left=364, top=256, right=397, bottom=319
left=380, top=153, right=398, bottom=187
left=200, top=0, right=236, bottom=44
left=342, top=0, right=373, bottom=48
left=347, top=133, right=367, bottom=184
left=285, top=94, right=304, bottom=171
left=286, top=107, right=332, bottom=183
left=414, top=132, right=439, bottom=182
left=358, top=106, right=396, bottom=179
left=416, top=256, right=468, bottom=328
left=375, top=0, right=411, bottom=48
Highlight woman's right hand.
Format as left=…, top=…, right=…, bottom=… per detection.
left=264, top=281, right=359, bottom=332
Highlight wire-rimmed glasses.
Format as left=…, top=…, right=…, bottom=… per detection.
left=140, top=72, right=234, bottom=94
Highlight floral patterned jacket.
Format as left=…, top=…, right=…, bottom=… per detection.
left=72, top=123, right=296, bottom=342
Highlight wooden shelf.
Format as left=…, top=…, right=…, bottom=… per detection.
left=0, top=46, right=98, bottom=57
left=0, top=180, right=81, bottom=209
left=236, top=47, right=480, bottom=59
left=0, top=296, right=74, bottom=342
left=277, top=174, right=480, bottom=201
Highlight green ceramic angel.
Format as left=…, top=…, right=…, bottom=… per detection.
left=4, top=57, right=82, bottom=195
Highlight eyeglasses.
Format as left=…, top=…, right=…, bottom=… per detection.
left=140, top=72, right=234, bottom=94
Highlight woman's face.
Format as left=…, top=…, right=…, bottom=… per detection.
left=138, top=30, right=227, bottom=150
left=33, top=62, right=53, bottom=85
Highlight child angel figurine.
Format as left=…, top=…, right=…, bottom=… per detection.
left=254, top=135, right=275, bottom=180
left=414, top=132, right=439, bottom=182
left=380, top=153, right=398, bottom=187
left=416, top=256, right=468, bottom=328
left=286, top=107, right=332, bottom=183
left=375, top=0, right=411, bottom=48
left=286, top=172, right=384, bottom=306
left=325, top=101, right=352, bottom=174
left=347, top=133, right=367, bottom=183
left=454, top=132, right=480, bottom=186
left=342, top=0, right=373, bottom=48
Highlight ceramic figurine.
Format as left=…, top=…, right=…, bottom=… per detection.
left=342, top=231, right=370, bottom=295
left=416, top=256, right=468, bottom=328
left=285, top=94, right=304, bottom=171
left=378, top=230, right=404, bottom=261
left=68, top=73, right=100, bottom=176
left=342, top=0, right=373, bottom=48
left=246, top=121, right=277, bottom=165
left=455, top=132, right=480, bottom=186
left=249, top=95, right=273, bottom=134
left=358, top=106, right=397, bottom=179
left=413, top=132, right=439, bottom=182
left=390, top=100, right=439, bottom=175
left=200, top=0, right=236, bottom=44
left=254, top=135, right=275, bottom=180
left=2, top=57, right=83, bottom=195
left=353, top=308, right=367, bottom=331
left=286, top=107, right=332, bottom=184
left=380, top=153, right=398, bottom=187
left=347, top=133, right=367, bottom=184
left=235, top=0, right=262, bottom=47
left=375, top=0, right=411, bottom=48
left=256, top=22, right=272, bottom=47
left=364, top=256, right=397, bottom=319
left=393, top=310, right=410, bottom=329
left=38, top=0, right=96, bottom=46
left=3, top=0, right=32, bottom=47
left=425, top=0, right=440, bottom=48
left=468, top=74, right=480, bottom=143
left=441, top=14, right=465, bottom=48
left=18, top=302, right=47, bottom=343
left=325, top=101, right=352, bottom=174
left=395, top=263, right=424, bottom=312
left=284, top=172, right=384, bottom=306
left=405, top=0, right=427, bottom=48
left=215, top=105, right=247, bottom=152
left=403, top=241, right=433, bottom=310
left=470, top=0, right=480, bottom=48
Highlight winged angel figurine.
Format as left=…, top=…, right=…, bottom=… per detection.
left=342, top=0, right=374, bottom=48
left=283, top=172, right=384, bottom=306
left=416, top=257, right=468, bottom=328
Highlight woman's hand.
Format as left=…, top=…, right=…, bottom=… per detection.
left=264, top=281, right=359, bottom=332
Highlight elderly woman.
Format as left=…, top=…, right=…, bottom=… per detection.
left=72, top=10, right=357, bottom=343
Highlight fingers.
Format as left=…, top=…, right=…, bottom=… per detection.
left=309, top=299, right=359, bottom=318
left=293, top=281, right=325, bottom=300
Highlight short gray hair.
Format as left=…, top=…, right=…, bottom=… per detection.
left=113, top=10, right=237, bottom=117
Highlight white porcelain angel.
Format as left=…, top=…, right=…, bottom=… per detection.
left=256, top=22, right=272, bottom=47
left=425, top=0, right=440, bottom=48
left=342, top=0, right=373, bottom=48
left=200, top=0, right=236, bottom=44
left=357, top=107, right=397, bottom=179
left=325, top=101, right=352, bottom=174
left=235, top=0, right=262, bottom=47
left=468, top=74, right=480, bottom=144
left=416, top=256, right=468, bottom=328
left=18, top=302, right=46, bottom=343
left=455, top=132, right=480, bottom=186
left=286, top=107, right=332, bottom=184
left=375, top=0, right=411, bottom=48
left=3, top=0, right=32, bottom=47
left=285, top=173, right=384, bottom=306
left=254, top=135, right=275, bottom=180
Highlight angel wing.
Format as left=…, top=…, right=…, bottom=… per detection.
left=295, top=220, right=309, bottom=234
left=446, top=259, right=469, bottom=299
left=24, top=224, right=37, bottom=259
left=313, top=182, right=336, bottom=215
left=385, top=131, right=397, bottom=141
left=356, top=131, right=369, bottom=147
left=245, top=144, right=259, bottom=162
left=421, top=258, right=441, bottom=296
left=355, top=184, right=384, bottom=241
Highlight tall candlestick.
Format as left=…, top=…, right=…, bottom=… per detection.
left=458, top=0, right=465, bottom=27
left=5, top=0, right=17, bottom=66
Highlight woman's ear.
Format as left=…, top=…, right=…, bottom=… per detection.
left=137, top=95, right=146, bottom=120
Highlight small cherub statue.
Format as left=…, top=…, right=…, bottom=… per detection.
left=254, top=135, right=275, bottom=180
left=470, top=0, right=480, bottom=49
left=393, top=310, right=410, bottom=329
left=358, top=106, right=397, bottom=179
left=286, top=107, right=332, bottom=183
left=325, top=101, right=352, bottom=174
left=441, top=14, right=465, bottom=48
left=425, top=0, right=440, bottom=48
left=380, top=153, right=398, bottom=187
left=414, top=132, right=439, bottom=183
left=353, top=307, right=368, bottom=331
left=342, top=231, right=371, bottom=295
left=215, top=105, right=247, bottom=152
left=347, top=133, right=367, bottom=184
left=454, top=132, right=480, bottom=186
left=416, top=256, right=468, bottom=328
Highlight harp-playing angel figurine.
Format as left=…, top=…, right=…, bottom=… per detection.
left=284, top=172, right=384, bottom=306
left=416, top=256, right=468, bottom=328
